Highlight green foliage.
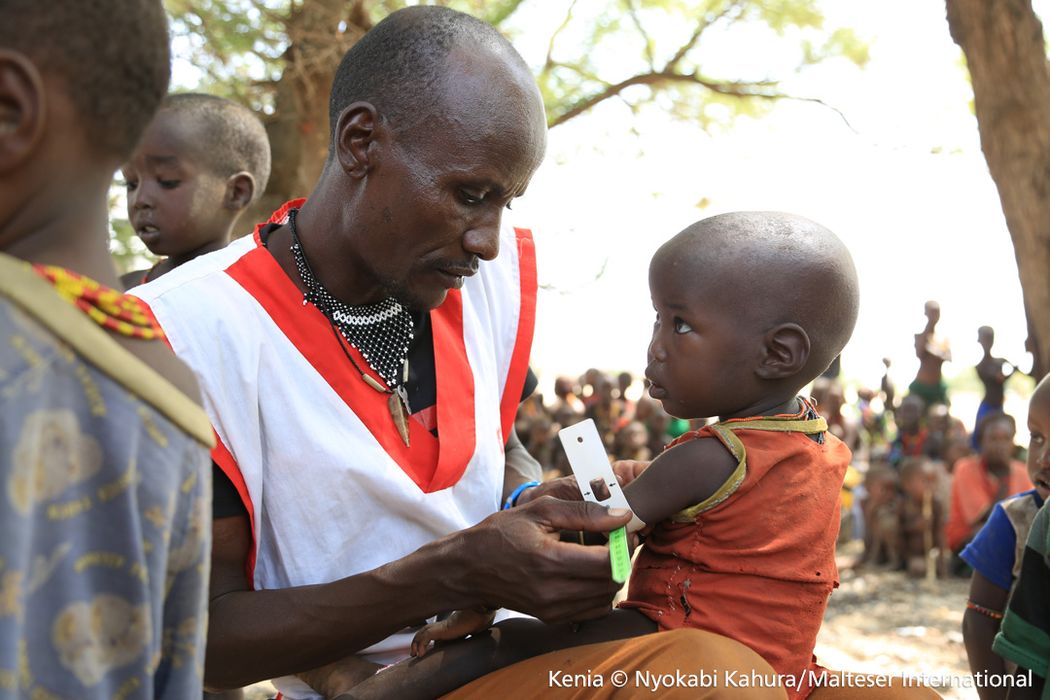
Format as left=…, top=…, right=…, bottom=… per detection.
left=164, top=0, right=866, bottom=129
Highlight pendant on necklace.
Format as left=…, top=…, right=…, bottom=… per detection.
left=388, top=389, right=411, bottom=447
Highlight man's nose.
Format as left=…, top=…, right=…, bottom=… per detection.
left=462, top=212, right=501, bottom=261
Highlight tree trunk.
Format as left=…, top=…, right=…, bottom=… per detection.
left=946, top=0, right=1050, bottom=379
left=243, top=0, right=371, bottom=227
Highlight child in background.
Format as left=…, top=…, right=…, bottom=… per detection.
left=344, top=213, right=939, bottom=700
left=962, top=375, right=1050, bottom=699
left=947, top=412, right=1033, bottom=556
left=898, top=457, right=946, bottom=578
left=120, top=93, right=271, bottom=287
left=888, top=394, right=928, bottom=468
left=861, top=464, right=902, bottom=568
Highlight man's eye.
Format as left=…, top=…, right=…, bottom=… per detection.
left=673, top=318, right=693, bottom=334
left=1033, top=432, right=1045, bottom=446
left=122, top=180, right=137, bottom=192
left=459, top=190, right=484, bottom=206
left=159, top=179, right=181, bottom=189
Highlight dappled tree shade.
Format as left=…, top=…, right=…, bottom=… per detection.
left=157, top=0, right=866, bottom=229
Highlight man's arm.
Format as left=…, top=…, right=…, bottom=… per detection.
left=204, top=499, right=632, bottom=690
left=502, top=427, right=542, bottom=504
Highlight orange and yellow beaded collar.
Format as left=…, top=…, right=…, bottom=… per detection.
left=31, top=264, right=166, bottom=341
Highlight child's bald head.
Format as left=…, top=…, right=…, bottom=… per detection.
left=654, top=212, right=859, bottom=387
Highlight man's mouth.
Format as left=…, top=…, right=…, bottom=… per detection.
left=436, top=264, right=477, bottom=289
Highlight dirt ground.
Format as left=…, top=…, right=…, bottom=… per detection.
left=816, top=558, right=977, bottom=700
left=244, top=548, right=981, bottom=699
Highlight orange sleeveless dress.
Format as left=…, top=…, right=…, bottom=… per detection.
left=620, top=401, right=851, bottom=700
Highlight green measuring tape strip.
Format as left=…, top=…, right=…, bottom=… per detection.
left=608, top=526, right=631, bottom=583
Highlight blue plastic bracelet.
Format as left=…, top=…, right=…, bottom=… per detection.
left=503, top=481, right=541, bottom=510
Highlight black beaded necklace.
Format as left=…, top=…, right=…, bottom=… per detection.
left=288, top=208, right=414, bottom=445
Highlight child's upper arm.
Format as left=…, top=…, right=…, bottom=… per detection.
left=622, top=436, right=738, bottom=527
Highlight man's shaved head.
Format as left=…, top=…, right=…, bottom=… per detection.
left=655, top=211, right=859, bottom=379
left=327, top=5, right=538, bottom=142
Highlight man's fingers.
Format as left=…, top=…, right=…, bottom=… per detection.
left=525, top=496, right=632, bottom=533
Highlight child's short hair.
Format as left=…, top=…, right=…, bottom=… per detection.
left=0, top=0, right=170, bottom=161
left=898, top=457, right=930, bottom=484
left=975, top=411, right=1016, bottom=449
left=161, top=93, right=272, bottom=198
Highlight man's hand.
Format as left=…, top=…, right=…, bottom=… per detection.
left=445, top=498, right=632, bottom=624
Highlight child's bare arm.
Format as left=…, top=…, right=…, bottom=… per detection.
left=962, top=571, right=1010, bottom=700
left=296, top=654, right=383, bottom=698
left=338, top=610, right=657, bottom=700
left=621, top=437, right=738, bottom=527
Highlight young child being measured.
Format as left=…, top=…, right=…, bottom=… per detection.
left=120, top=93, right=271, bottom=288
left=344, top=211, right=872, bottom=700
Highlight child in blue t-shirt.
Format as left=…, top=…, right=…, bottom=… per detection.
left=962, top=374, right=1050, bottom=698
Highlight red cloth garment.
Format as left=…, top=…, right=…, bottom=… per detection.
left=945, top=455, right=1033, bottom=551
left=621, top=402, right=851, bottom=700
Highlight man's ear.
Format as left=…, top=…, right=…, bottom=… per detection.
left=755, top=323, right=811, bottom=380
left=333, top=102, right=381, bottom=178
left=0, top=50, right=45, bottom=175
left=223, top=171, right=256, bottom=211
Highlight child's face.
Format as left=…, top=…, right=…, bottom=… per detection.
left=980, top=419, right=1016, bottom=467
left=645, top=255, right=753, bottom=419
left=1027, top=381, right=1050, bottom=500
left=121, top=111, right=231, bottom=258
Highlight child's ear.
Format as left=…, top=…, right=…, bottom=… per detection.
left=223, top=172, right=255, bottom=212
left=333, top=102, right=380, bottom=178
left=755, top=323, right=811, bottom=380
left=0, top=50, right=45, bottom=175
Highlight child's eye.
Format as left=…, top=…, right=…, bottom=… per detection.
left=505, top=201, right=513, bottom=211
left=673, top=317, right=693, bottom=334
left=122, top=179, right=137, bottom=192
left=158, top=179, right=181, bottom=189
left=1032, top=432, right=1045, bottom=446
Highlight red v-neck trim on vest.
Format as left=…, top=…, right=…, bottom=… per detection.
left=231, top=200, right=477, bottom=492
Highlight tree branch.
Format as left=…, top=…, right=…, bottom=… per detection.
left=623, top=0, right=656, bottom=71
left=543, top=0, right=579, bottom=74
left=549, top=69, right=855, bottom=131
left=664, top=0, right=745, bottom=71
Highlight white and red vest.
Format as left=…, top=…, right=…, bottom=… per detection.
left=133, top=200, right=536, bottom=697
